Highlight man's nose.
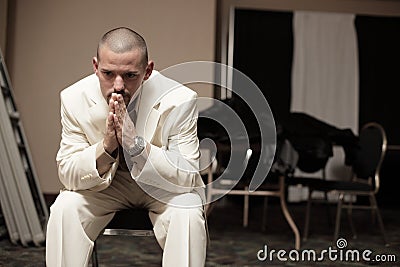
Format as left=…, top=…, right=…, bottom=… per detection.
left=114, top=75, right=125, bottom=91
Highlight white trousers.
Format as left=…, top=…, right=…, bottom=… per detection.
left=45, top=171, right=207, bottom=267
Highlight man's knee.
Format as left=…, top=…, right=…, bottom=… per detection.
left=49, top=191, right=86, bottom=218
left=171, top=206, right=205, bottom=227
left=168, top=192, right=204, bottom=208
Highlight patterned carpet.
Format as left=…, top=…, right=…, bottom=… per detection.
left=1, top=197, right=399, bottom=266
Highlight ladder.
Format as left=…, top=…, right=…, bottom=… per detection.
left=0, top=49, right=48, bottom=246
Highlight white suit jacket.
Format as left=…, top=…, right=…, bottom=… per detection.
left=56, top=71, right=205, bottom=194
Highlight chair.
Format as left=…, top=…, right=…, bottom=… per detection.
left=302, top=122, right=389, bottom=245
left=282, top=138, right=333, bottom=241
left=91, top=209, right=154, bottom=267
left=203, top=144, right=301, bottom=250
left=204, top=145, right=253, bottom=223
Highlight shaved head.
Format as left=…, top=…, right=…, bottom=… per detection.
left=97, top=27, right=148, bottom=66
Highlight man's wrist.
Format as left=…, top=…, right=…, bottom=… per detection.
left=125, top=136, right=146, bottom=157
left=96, top=142, right=117, bottom=176
left=104, top=142, right=118, bottom=157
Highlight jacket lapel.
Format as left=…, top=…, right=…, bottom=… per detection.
left=86, top=76, right=108, bottom=142
left=136, top=71, right=179, bottom=142
left=88, top=100, right=108, bottom=137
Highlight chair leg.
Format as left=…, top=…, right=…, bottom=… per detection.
left=346, top=197, right=357, bottom=239
left=334, top=193, right=344, bottom=243
left=279, top=176, right=300, bottom=250
left=243, top=187, right=249, bottom=228
left=91, top=240, right=99, bottom=267
left=369, top=195, right=389, bottom=246
left=303, top=189, right=313, bottom=242
left=322, top=169, right=333, bottom=227
left=323, top=191, right=334, bottom=228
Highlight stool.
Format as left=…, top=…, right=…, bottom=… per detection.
left=91, top=208, right=154, bottom=267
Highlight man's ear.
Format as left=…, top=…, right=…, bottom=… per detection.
left=92, top=57, right=99, bottom=75
left=143, top=61, right=154, bottom=80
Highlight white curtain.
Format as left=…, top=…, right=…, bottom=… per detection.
left=289, top=11, right=359, bottom=202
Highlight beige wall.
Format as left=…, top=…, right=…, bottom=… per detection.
left=6, top=0, right=216, bottom=193
left=0, top=0, right=7, bottom=53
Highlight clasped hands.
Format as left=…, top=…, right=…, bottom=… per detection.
left=103, top=93, right=136, bottom=155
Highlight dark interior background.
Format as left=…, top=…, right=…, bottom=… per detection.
left=230, top=8, right=400, bottom=206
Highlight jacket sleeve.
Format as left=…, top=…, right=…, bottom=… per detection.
left=133, top=93, right=203, bottom=193
left=56, top=93, right=118, bottom=191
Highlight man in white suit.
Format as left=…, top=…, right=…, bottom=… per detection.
left=46, top=27, right=207, bottom=267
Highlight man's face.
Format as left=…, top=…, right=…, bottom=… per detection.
left=93, top=47, right=153, bottom=106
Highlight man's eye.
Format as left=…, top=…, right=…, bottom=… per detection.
left=103, top=71, right=112, bottom=77
left=126, top=73, right=137, bottom=79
